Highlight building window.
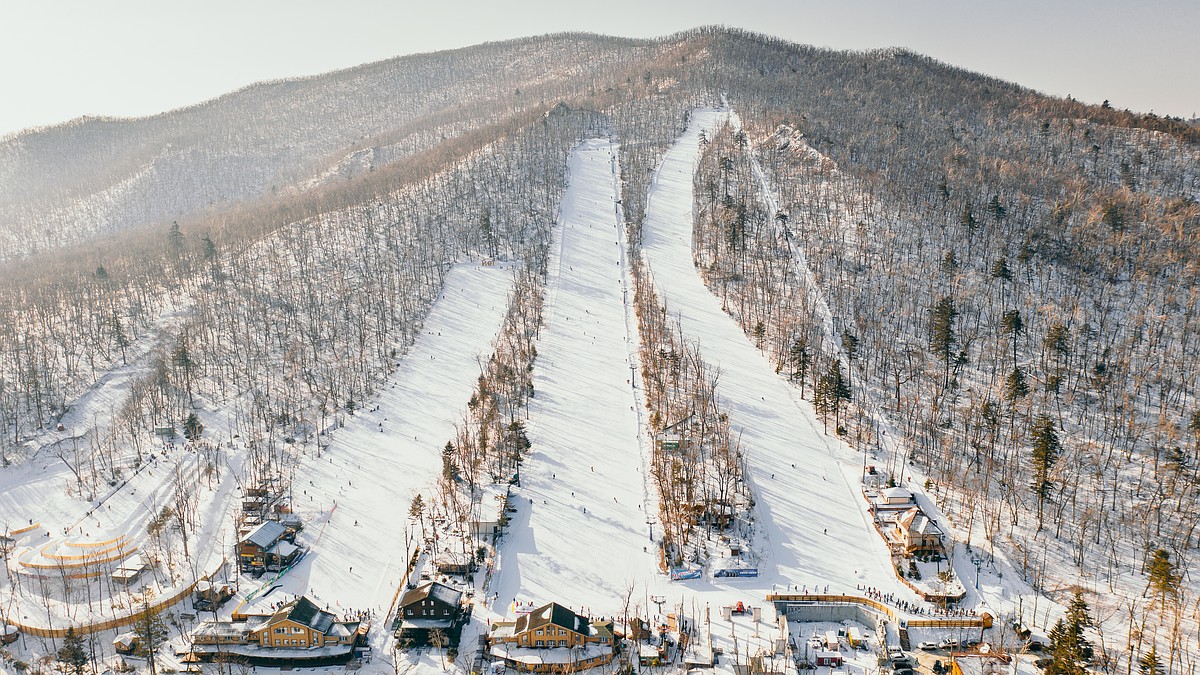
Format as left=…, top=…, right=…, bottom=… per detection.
left=536, top=629, right=543, bottom=636
left=535, top=640, right=544, bottom=647
left=559, top=640, right=567, bottom=647
left=275, top=628, right=285, bottom=634
left=443, top=609, right=449, bottom=615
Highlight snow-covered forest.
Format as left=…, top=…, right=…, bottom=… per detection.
left=0, top=26, right=1197, bottom=675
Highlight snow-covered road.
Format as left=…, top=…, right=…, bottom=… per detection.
left=492, top=138, right=662, bottom=613
left=641, top=109, right=911, bottom=599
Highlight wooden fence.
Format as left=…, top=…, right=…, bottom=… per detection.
left=3, top=559, right=228, bottom=639
left=765, top=594, right=992, bottom=629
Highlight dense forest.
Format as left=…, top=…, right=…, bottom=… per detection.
left=1, top=26, right=1198, bottom=673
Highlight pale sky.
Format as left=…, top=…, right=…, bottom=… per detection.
left=1, top=0, right=1197, bottom=137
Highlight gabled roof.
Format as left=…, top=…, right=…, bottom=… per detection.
left=897, top=506, right=941, bottom=537
left=242, top=520, right=287, bottom=548
left=515, top=602, right=589, bottom=637
left=400, top=581, right=463, bottom=609
left=265, top=596, right=340, bottom=635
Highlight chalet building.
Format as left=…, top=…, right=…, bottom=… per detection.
left=190, top=596, right=364, bottom=666
left=192, top=580, right=234, bottom=611
left=489, top=602, right=615, bottom=671
left=394, top=581, right=466, bottom=647
left=237, top=520, right=302, bottom=573
left=110, top=555, right=149, bottom=586
left=887, top=506, right=944, bottom=556
left=113, top=632, right=139, bottom=655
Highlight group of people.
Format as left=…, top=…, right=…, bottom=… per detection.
left=860, top=585, right=978, bottom=617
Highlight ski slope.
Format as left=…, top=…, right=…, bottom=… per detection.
left=492, top=138, right=663, bottom=615
left=262, top=262, right=516, bottom=626
left=640, top=109, right=912, bottom=600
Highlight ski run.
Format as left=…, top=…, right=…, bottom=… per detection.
left=3, top=120, right=1037, bottom=675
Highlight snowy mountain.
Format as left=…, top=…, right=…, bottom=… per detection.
left=0, top=26, right=1197, bottom=675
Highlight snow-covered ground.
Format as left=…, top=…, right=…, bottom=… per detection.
left=0, top=117, right=1047, bottom=675
left=491, top=138, right=663, bottom=615
left=639, top=109, right=912, bottom=601
left=255, top=262, right=516, bottom=633
left=0, top=302, right=192, bottom=535
left=0, top=262, right=515, bottom=674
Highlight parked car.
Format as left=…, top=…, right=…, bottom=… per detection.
left=918, top=642, right=939, bottom=651
left=894, top=668, right=915, bottom=675
left=937, top=638, right=959, bottom=649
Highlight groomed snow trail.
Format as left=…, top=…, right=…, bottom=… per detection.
left=492, top=138, right=661, bottom=613
left=641, top=109, right=912, bottom=599
left=273, top=263, right=515, bottom=619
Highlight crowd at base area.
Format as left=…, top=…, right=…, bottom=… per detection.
left=860, top=586, right=978, bottom=617
left=259, top=597, right=376, bottom=623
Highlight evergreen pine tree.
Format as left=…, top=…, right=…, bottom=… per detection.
left=1030, top=414, right=1060, bottom=529
left=960, top=205, right=978, bottom=232
left=1046, top=591, right=1092, bottom=675
left=788, top=337, right=811, bottom=393
left=929, top=296, right=957, bottom=389
left=941, top=250, right=958, bottom=274
left=987, top=195, right=1008, bottom=221
left=1004, top=367, right=1029, bottom=403
left=1001, top=309, right=1024, bottom=364
left=113, top=316, right=130, bottom=365
left=1139, top=646, right=1163, bottom=675
left=134, top=600, right=168, bottom=675
left=58, top=626, right=89, bottom=675
left=1146, top=548, right=1180, bottom=607
left=183, top=413, right=204, bottom=441
left=167, top=221, right=186, bottom=259
left=990, top=257, right=1013, bottom=282
left=441, top=442, right=458, bottom=481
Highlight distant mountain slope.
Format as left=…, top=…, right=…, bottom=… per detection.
left=0, top=33, right=654, bottom=259
left=1, top=30, right=1198, bottom=669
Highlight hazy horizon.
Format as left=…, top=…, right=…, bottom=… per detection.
left=2, top=0, right=1197, bottom=138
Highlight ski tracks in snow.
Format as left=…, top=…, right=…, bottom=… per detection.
left=493, top=138, right=662, bottom=613
left=640, top=109, right=913, bottom=599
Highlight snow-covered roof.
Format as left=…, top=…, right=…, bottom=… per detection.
left=267, top=540, right=299, bottom=558
left=513, top=602, right=589, bottom=636
left=881, top=487, right=912, bottom=500
left=400, top=581, right=463, bottom=609
left=897, top=507, right=941, bottom=536
left=242, top=520, right=287, bottom=548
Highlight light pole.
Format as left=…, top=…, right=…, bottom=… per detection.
left=972, top=557, right=983, bottom=591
